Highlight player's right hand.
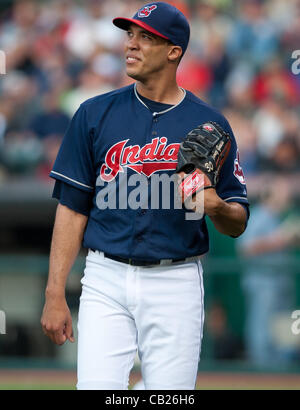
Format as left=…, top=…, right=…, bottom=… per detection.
left=41, top=296, right=75, bottom=345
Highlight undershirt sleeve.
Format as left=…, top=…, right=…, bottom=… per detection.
left=52, top=180, right=93, bottom=216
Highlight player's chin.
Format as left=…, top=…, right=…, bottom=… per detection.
left=126, top=66, right=145, bottom=81
left=126, top=70, right=144, bottom=82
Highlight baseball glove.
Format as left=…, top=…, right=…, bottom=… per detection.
left=176, top=122, right=231, bottom=200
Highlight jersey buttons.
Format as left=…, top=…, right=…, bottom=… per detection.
left=152, top=112, right=158, bottom=123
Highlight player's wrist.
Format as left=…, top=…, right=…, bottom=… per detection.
left=204, top=191, right=224, bottom=217
left=45, top=286, right=66, bottom=300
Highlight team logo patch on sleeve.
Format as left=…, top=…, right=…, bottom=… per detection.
left=233, top=150, right=246, bottom=185
left=138, top=5, right=157, bottom=18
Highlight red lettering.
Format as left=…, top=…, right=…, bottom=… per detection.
left=100, top=137, right=180, bottom=181
left=122, top=145, right=140, bottom=164
left=163, top=143, right=180, bottom=161
left=139, top=138, right=159, bottom=161
left=155, top=137, right=168, bottom=160
left=100, top=140, right=128, bottom=182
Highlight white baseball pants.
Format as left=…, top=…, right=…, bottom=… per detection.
left=76, top=249, right=204, bottom=390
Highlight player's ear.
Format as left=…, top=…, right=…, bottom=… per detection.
left=168, top=45, right=182, bottom=64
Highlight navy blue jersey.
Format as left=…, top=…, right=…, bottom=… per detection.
left=50, top=83, right=249, bottom=260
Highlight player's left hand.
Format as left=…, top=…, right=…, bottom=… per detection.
left=176, top=122, right=231, bottom=200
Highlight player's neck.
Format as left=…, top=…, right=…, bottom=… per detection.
left=136, top=78, right=183, bottom=105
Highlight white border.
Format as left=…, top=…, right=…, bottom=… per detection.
left=50, top=171, right=94, bottom=190
left=224, top=196, right=248, bottom=202
left=134, top=83, right=186, bottom=116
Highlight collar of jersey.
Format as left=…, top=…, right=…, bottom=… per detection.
left=134, top=83, right=186, bottom=116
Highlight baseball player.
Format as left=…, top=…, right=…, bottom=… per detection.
left=41, top=2, right=249, bottom=390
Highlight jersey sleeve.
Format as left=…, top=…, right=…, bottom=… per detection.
left=49, top=104, right=95, bottom=192
left=216, top=118, right=249, bottom=206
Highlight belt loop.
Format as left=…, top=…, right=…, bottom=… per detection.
left=89, top=249, right=104, bottom=259
left=160, top=259, right=173, bottom=266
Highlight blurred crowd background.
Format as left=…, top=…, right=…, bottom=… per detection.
left=0, top=0, right=300, bottom=375
left=0, top=0, right=300, bottom=180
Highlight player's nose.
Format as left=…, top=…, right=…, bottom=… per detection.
left=126, top=34, right=140, bottom=50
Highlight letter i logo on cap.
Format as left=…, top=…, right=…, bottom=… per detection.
left=138, top=5, right=157, bottom=18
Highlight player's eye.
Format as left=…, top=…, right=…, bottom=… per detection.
left=141, top=33, right=153, bottom=41
left=127, top=31, right=133, bottom=38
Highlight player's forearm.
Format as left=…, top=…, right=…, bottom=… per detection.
left=207, top=199, right=247, bottom=237
left=45, top=203, right=88, bottom=299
